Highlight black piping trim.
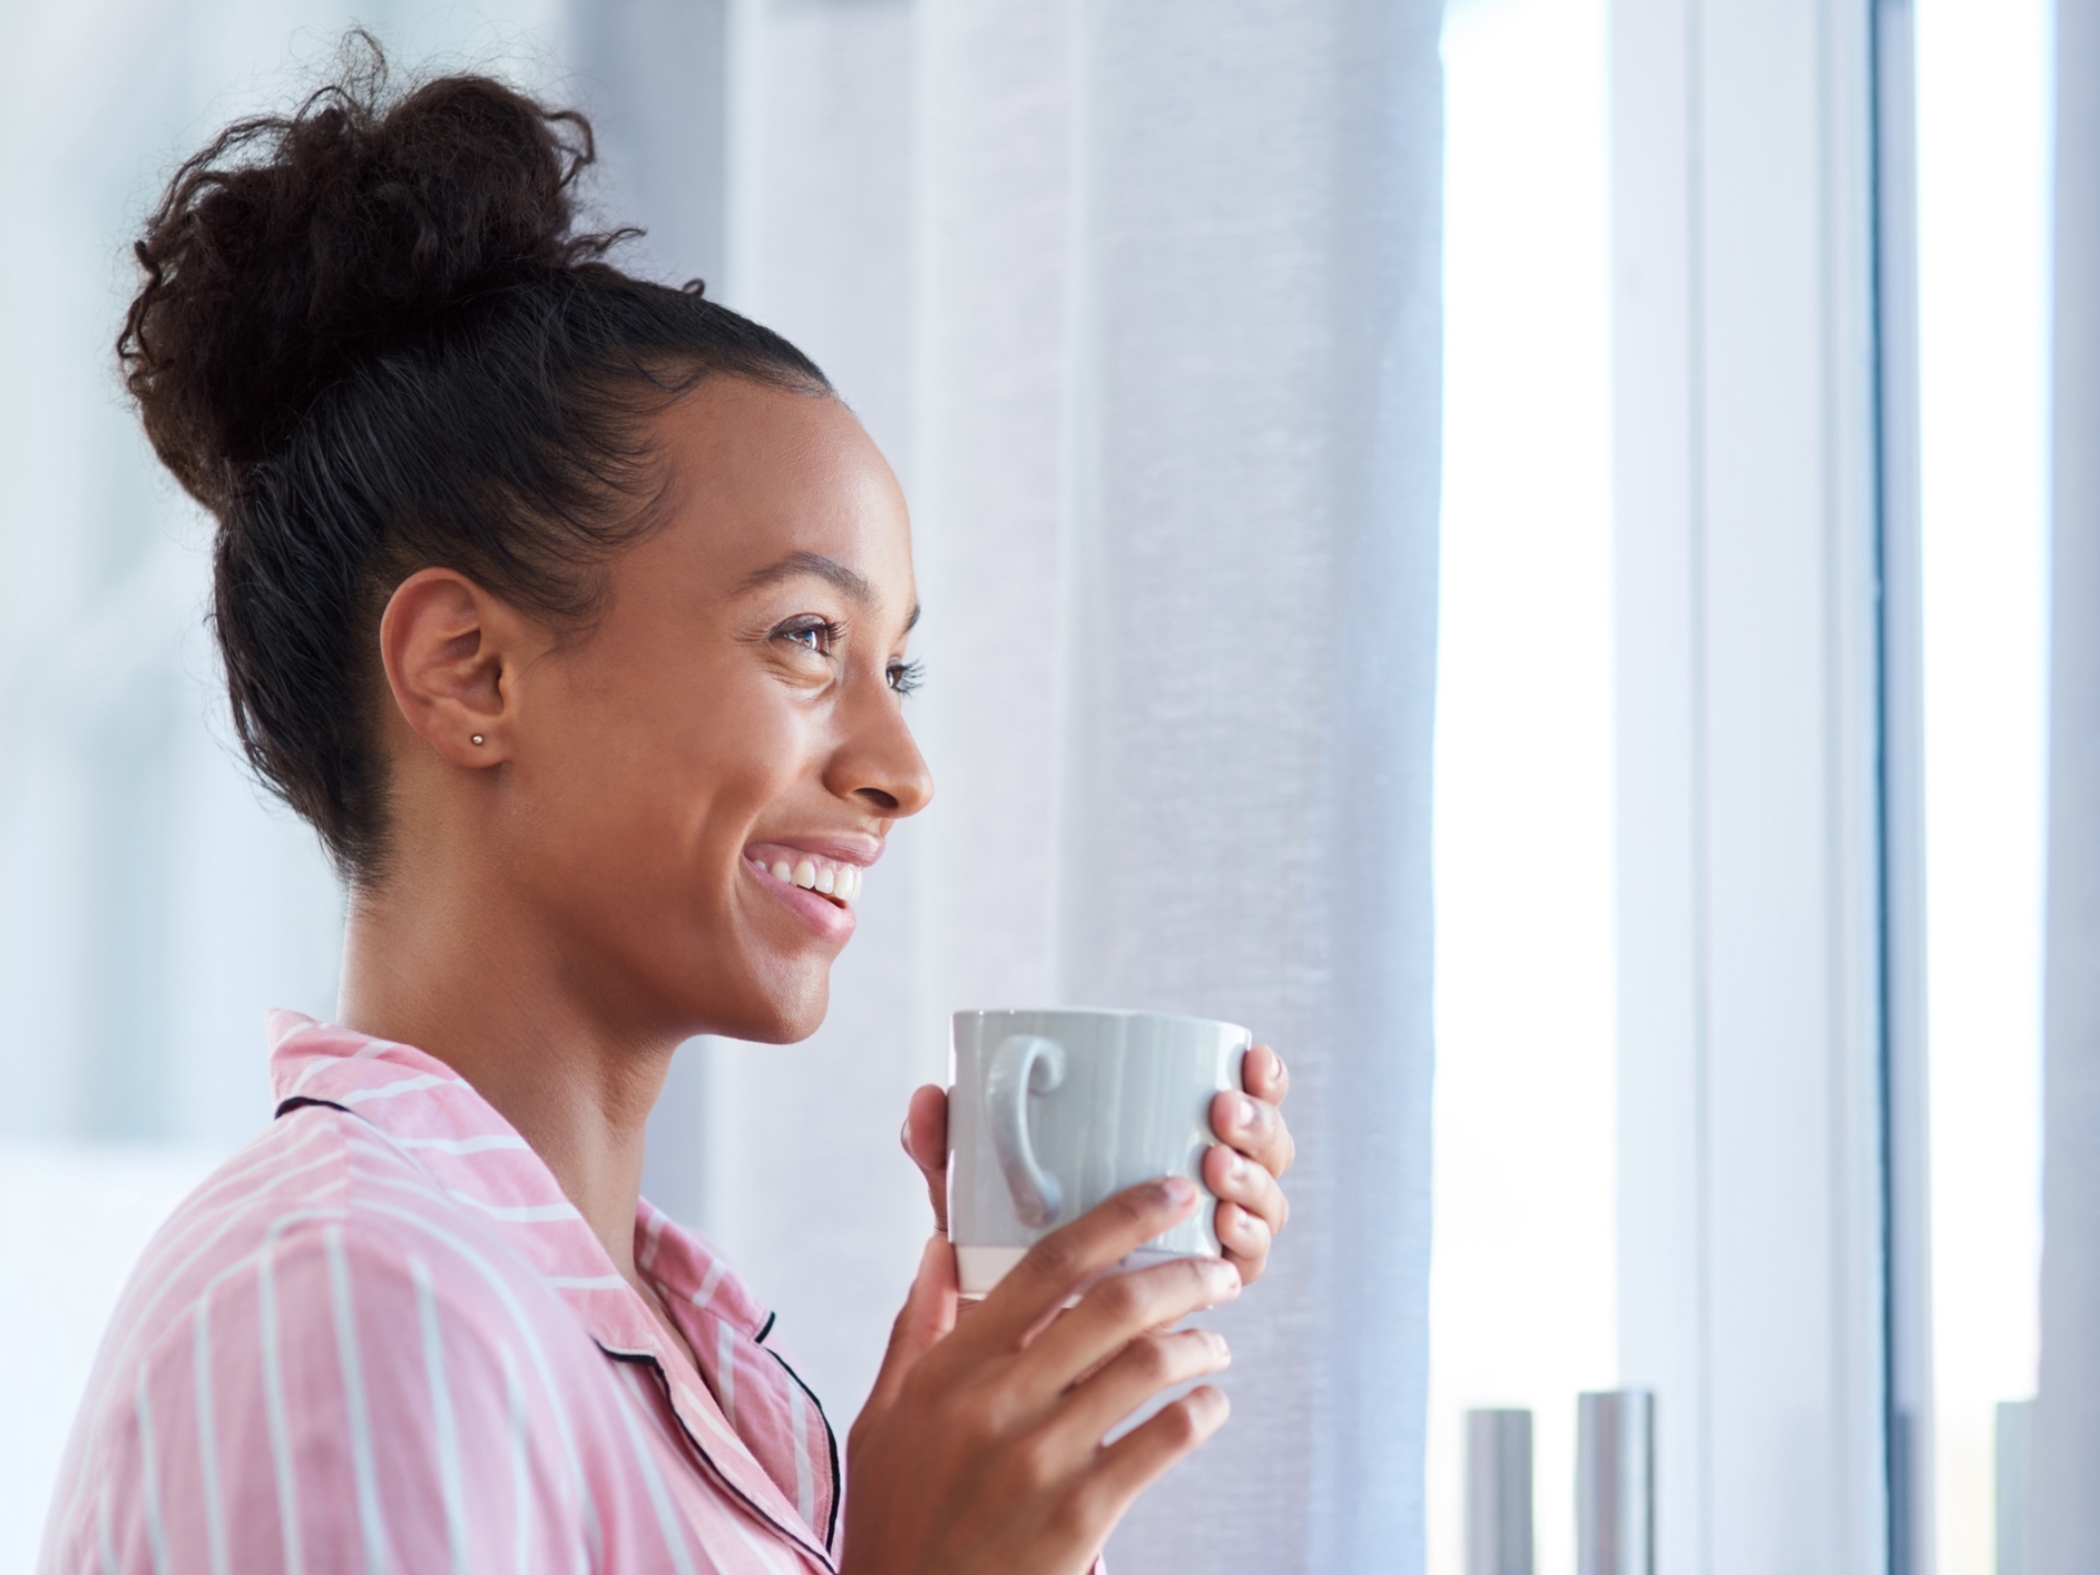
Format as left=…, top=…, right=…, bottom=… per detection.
left=274, top=1095, right=353, bottom=1120
left=762, top=1344, right=845, bottom=1553
left=598, top=1344, right=839, bottom=1573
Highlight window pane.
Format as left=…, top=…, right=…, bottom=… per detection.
left=1430, top=3, right=1616, bottom=1572
left=1915, top=2, right=2052, bottom=1570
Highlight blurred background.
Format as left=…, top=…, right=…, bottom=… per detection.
left=0, top=1, right=2066, bottom=1573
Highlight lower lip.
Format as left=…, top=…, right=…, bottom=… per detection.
left=747, top=860, right=857, bottom=944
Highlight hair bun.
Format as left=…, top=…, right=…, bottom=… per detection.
left=121, top=40, right=614, bottom=511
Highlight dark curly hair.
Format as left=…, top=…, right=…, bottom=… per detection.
left=119, top=39, right=829, bottom=881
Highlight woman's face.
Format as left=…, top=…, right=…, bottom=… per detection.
left=496, top=377, right=932, bottom=1045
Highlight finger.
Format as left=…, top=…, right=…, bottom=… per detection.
left=900, top=1084, right=950, bottom=1233
left=1083, top=1384, right=1231, bottom=1519
left=1201, top=1142, right=1289, bottom=1235
left=1209, top=1088, right=1296, bottom=1181
left=1018, top=1252, right=1240, bottom=1396
left=1242, top=1044, right=1290, bottom=1106
left=971, top=1179, right=1204, bottom=1348
left=902, top=1084, right=948, bottom=1174
left=1049, top=1328, right=1231, bottom=1450
left=862, top=1235, right=958, bottom=1418
left=1214, top=1202, right=1274, bottom=1284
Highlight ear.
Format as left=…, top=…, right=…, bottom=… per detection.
left=377, top=568, right=538, bottom=767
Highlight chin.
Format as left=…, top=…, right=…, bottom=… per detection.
left=703, top=967, right=832, bottom=1045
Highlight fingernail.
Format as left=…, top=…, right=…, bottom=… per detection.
left=1237, top=1096, right=1258, bottom=1129
left=1268, top=1049, right=1286, bottom=1083
left=1160, top=1176, right=1198, bottom=1207
left=1208, top=1259, right=1243, bottom=1297
left=1227, top=1150, right=1247, bottom=1181
left=899, top=1118, right=913, bottom=1152
left=1210, top=1331, right=1233, bottom=1365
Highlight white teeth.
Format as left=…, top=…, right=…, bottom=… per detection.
left=753, top=853, right=863, bottom=900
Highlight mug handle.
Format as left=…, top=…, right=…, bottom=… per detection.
left=986, top=1033, right=1067, bottom=1228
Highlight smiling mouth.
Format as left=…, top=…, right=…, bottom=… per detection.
left=744, top=848, right=863, bottom=906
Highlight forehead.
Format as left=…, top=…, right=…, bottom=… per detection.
left=640, top=376, right=916, bottom=617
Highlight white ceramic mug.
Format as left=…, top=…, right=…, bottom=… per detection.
left=947, top=1007, right=1251, bottom=1299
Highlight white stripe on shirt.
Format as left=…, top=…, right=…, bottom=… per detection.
left=610, top=1365, right=700, bottom=1575
left=258, top=1232, right=306, bottom=1575
left=717, top=1322, right=738, bottom=1430
left=339, top=1073, right=465, bottom=1105
left=132, top=1365, right=170, bottom=1575
left=325, top=1225, right=392, bottom=1575
left=412, top=1255, right=472, bottom=1575
left=192, top=1292, right=231, bottom=1575
left=787, top=1379, right=816, bottom=1529
left=390, top=1133, right=530, bottom=1155
left=501, top=1342, right=533, bottom=1575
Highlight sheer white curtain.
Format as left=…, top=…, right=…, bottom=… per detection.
left=2035, top=1, right=2100, bottom=1566
left=690, top=2, right=1444, bottom=1570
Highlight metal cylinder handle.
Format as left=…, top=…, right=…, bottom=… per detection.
left=986, top=1033, right=1067, bottom=1227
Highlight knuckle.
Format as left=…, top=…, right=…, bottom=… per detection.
left=1049, top=1485, right=1102, bottom=1546
left=951, top=1388, right=1006, bottom=1445
left=1157, top=1398, right=1206, bottom=1449
left=1026, top=1229, right=1087, bottom=1284
left=1091, top=1271, right=1150, bottom=1325
left=1110, top=1186, right=1154, bottom=1227
left=1012, top=1433, right=1063, bottom=1494
left=1126, top=1334, right=1175, bottom=1384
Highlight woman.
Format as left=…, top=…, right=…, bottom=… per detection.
left=39, top=52, right=1295, bottom=1575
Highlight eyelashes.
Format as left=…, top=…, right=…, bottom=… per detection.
left=777, top=617, right=846, bottom=654
left=773, top=616, right=924, bottom=696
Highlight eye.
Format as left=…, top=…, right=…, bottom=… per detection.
left=775, top=617, right=843, bottom=656
left=887, top=659, right=925, bottom=696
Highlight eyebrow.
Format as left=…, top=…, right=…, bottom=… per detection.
left=739, top=550, right=921, bottom=630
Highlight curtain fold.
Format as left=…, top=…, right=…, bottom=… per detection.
left=1056, top=4, right=1442, bottom=1567
left=2034, top=0, right=2100, bottom=1565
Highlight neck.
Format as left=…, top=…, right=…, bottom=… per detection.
left=336, top=858, right=678, bottom=1282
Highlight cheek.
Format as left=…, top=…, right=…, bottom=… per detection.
left=516, top=657, right=813, bottom=907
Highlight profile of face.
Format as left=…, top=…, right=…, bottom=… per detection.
left=378, top=377, right=933, bottom=1046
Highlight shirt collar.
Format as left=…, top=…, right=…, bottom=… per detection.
left=267, top=1012, right=838, bottom=1565
left=267, top=1010, right=769, bottom=1349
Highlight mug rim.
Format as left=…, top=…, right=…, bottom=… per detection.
left=952, top=1005, right=1251, bottom=1041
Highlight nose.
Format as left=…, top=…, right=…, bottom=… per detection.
left=826, top=684, right=935, bottom=820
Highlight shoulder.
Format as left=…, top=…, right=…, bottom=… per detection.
left=75, top=1104, right=594, bottom=1429
left=113, top=1103, right=561, bottom=1329
left=75, top=1104, right=603, bottom=1435
left=43, top=1114, right=604, bottom=1574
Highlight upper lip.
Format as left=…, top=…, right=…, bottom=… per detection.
left=743, top=832, right=885, bottom=868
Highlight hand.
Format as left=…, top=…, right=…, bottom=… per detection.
left=844, top=1181, right=1238, bottom=1575
left=899, top=1043, right=1296, bottom=1285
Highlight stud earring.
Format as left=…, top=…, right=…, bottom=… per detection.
left=471, top=734, right=485, bottom=746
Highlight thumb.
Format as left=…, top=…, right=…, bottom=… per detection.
left=900, top=1084, right=951, bottom=1234
left=864, top=1234, right=957, bottom=1419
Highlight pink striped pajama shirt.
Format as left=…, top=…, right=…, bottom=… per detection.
left=40, top=1012, right=843, bottom=1574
